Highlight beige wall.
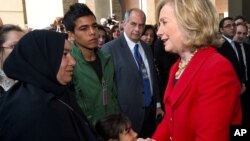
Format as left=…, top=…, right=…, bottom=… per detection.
left=125, top=0, right=139, bottom=9
left=86, top=0, right=95, bottom=13
left=0, top=0, right=238, bottom=29
left=145, top=0, right=157, bottom=25
left=0, top=0, right=25, bottom=26
left=216, top=0, right=228, bottom=15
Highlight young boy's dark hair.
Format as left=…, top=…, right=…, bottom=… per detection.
left=62, top=3, right=96, bottom=32
left=95, top=113, right=134, bottom=141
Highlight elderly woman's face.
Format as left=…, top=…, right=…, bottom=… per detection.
left=157, top=3, right=187, bottom=53
left=56, top=40, right=76, bottom=85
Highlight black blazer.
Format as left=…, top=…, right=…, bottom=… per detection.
left=238, top=43, right=250, bottom=127
left=217, top=39, right=243, bottom=82
left=242, top=43, right=250, bottom=83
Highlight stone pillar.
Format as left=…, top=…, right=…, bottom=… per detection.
left=63, top=0, right=78, bottom=14
left=112, top=0, right=122, bottom=21
left=118, top=0, right=126, bottom=19
left=229, top=0, right=250, bottom=21
left=94, top=0, right=111, bottom=24
left=228, top=0, right=242, bottom=18
left=146, top=0, right=157, bottom=25
left=242, top=0, right=250, bottom=22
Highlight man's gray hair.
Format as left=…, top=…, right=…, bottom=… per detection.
left=124, top=8, right=146, bottom=23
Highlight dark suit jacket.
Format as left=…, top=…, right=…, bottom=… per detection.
left=241, top=43, right=250, bottom=127
left=101, top=33, right=160, bottom=133
left=217, top=39, right=243, bottom=82
left=153, top=39, right=178, bottom=104
left=242, top=42, right=250, bottom=84
left=219, top=40, right=250, bottom=127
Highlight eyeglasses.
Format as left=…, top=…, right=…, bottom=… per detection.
left=223, top=24, right=236, bottom=29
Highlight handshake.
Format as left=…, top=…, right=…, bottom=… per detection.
left=137, top=138, right=156, bottom=141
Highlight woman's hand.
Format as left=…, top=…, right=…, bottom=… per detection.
left=136, top=138, right=156, bottom=141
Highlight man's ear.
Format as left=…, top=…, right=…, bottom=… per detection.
left=67, top=31, right=75, bottom=42
left=219, top=28, right=223, bottom=34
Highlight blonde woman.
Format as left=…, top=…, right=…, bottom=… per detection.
left=153, top=0, right=242, bottom=141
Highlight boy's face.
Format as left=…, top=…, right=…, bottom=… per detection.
left=69, top=15, right=98, bottom=49
left=119, top=127, right=138, bottom=141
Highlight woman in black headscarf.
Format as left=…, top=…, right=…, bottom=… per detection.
left=0, top=30, right=99, bottom=141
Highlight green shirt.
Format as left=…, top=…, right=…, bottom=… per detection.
left=71, top=44, right=119, bottom=125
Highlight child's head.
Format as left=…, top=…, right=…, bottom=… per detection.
left=95, top=113, right=138, bottom=141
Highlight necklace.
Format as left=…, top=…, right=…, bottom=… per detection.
left=175, top=49, right=198, bottom=78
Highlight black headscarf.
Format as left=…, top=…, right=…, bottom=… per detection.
left=3, top=30, right=66, bottom=97
left=0, top=30, right=100, bottom=141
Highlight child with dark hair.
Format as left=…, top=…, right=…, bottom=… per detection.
left=95, top=113, right=155, bottom=141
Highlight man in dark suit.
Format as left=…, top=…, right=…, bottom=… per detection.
left=218, top=17, right=244, bottom=83
left=218, top=17, right=249, bottom=129
left=101, top=8, right=163, bottom=137
left=233, top=23, right=250, bottom=129
left=153, top=38, right=178, bottom=107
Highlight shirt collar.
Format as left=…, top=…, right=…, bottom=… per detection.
left=123, top=32, right=141, bottom=51
left=222, top=35, right=234, bottom=44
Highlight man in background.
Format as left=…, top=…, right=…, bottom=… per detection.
left=101, top=8, right=163, bottom=138
left=233, top=23, right=250, bottom=129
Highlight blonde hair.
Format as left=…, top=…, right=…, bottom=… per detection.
left=156, top=0, right=222, bottom=48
